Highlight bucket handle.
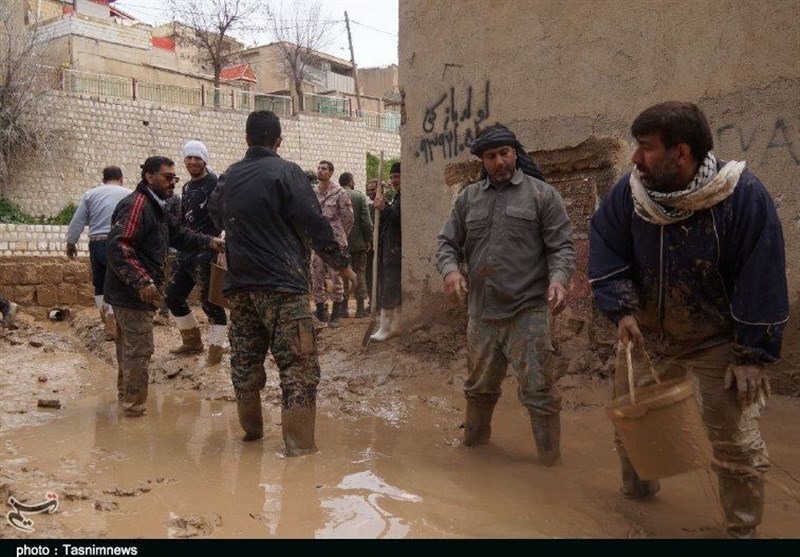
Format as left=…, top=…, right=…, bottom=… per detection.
left=625, top=342, right=662, bottom=406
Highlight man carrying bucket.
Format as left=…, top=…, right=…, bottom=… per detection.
left=589, top=102, right=789, bottom=538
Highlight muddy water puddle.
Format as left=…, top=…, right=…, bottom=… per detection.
left=2, top=320, right=799, bottom=539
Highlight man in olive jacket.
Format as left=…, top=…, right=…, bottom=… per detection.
left=340, top=172, right=373, bottom=318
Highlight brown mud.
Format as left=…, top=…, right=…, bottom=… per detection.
left=1, top=309, right=798, bottom=539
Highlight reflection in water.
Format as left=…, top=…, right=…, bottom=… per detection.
left=316, top=471, right=422, bottom=539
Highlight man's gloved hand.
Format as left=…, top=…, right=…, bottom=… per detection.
left=724, top=364, right=771, bottom=406
left=66, top=243, right=77, bottom=259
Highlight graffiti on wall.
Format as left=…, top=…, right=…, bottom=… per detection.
left=415, top=80, right=494, bottom=164
left=716, top=118, right=799, bottom=166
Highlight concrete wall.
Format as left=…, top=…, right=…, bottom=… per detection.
left=399, top=0, right=799, bottom=360
left=360, top=65, right=399, bottom=99
left=2, top=91, right=400, bottom=216
left=0, top=256, right=94, bottom=308
left=0, top=224, right=89, bottom=257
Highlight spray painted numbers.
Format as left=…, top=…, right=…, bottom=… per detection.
left=415, top=80, right=493, bottom=164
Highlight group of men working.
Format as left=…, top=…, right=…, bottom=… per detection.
left=0, top=100, right=787, bottom=538
left=435, top=102, right=787, bottom=539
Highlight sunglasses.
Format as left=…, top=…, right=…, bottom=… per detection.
left=159, top=173, right=180, bottom=183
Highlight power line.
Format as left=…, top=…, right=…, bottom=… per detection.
left=349, top=20, right=397, bottom=37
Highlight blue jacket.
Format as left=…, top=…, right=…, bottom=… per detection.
left=589, top=165, right=788, bottom=364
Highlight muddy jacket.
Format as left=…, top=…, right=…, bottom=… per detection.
left=208, top=146, right=350, bottom=295
left=314, top=182, right=353, bottom=250
left=105, top=183, right=214, bottom=311
left=589, top=164, right=788, bottom=364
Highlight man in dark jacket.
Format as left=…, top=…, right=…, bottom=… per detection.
left=165, top=140, right=227, bottom=365
left=370, top=163, right=403, bottom=341
left=105, top=156, right=224, bottom=418
left=589, top=102, right=788, bottom=538
left=340, top=172, right=373, bottom=318
left=209, top=110, right=355, bottom=455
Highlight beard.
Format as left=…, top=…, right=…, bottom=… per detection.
left=637, top=154, right=682, bottom=192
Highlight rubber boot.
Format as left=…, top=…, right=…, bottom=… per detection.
left=370, top=309, right=394, bottom=342
left=207, top=345, right=224, bottom=366
left=315, top=302, right=329, bottom=323
left=463, top=400, right=495, bottom=446
left=529, top=412, right=561, bottom=466
left=719, top=474, right=764, bottom=539
left=236, top=390, right=263, bottom=441
left=170, top=327, right=204, bottom=355
left=282, top=405, right=318, bottom=456
left=619, top=452, right=660, bottom=499
left=355, top=299, right=366, bottom=318
left=339, top=297, right=351, bottom=318
left=103, top=305, right=117, bottom=341
left=328, top=302, right=343, bottom=328
left=389, top=305, right=402, bottom=337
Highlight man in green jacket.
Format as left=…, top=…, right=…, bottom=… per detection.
left=340, top=172, right=373, bottom=318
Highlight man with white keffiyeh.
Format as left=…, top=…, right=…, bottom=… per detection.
left=589, top=102, right=788, bottom=538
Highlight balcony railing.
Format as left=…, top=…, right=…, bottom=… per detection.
left=303, top=93, right=351, bottom=117
left=42, top=68, right=398, bottom=132
left=360, top=111, right=401, bottom=132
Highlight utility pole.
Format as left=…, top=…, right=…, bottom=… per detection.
left=344, top=11, right=362, bottom=117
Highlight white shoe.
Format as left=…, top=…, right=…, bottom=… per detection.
left=370, top=309, right=394, bottom=342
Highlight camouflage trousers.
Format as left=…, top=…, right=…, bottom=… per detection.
left=228, top=290, right=320, bottom=408
left=614, top=343, right=769, bottom=478
left=113, top=306, right=154, bottom=413
left=465, top=305, right=560, bottom=416
left=311, top=252, right=344, bottom=304
left=345, top=250, right=368, bottom=301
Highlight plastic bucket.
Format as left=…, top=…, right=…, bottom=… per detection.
left=208, top=259, right=229, bottom=309
left=605, top=377, right=713, bottom=481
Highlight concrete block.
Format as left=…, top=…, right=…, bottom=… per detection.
left=58, top=283, right=78, bottom=305
left=36, top=285, right=59, bottom=306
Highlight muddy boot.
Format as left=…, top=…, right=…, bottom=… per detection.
left=529, top=412, right=561, bottom=466
left=282, top=405, right=318, bottom=456
left=619, top=452, right=660, bottom=499
left=355, top=299, right=366, bottom=318
left=463, top=400, right=495, bottom=446
left=103, top=306, right=117, bottom=341
left=315, top=303, right=329, bottom=323
left=339, top=298, right=351, bottom=319
left=207, top=345, right=224, bottom=366
left=170, top=314, right=204, bottom=355
left=719, top=474, right=764, bottom=539
left=328, top=302, right=343, bottom=328
left=170, top=327, right=204, bottom=355
left=236, top=390, right=263, bottom=441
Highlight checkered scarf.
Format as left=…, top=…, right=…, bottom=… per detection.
left=630, top=152, right=745, bottom=225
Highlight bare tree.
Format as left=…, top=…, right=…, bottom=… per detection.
left=167, top=0, right=265, bottom=91
left=269, top=1, right=334, bottom=113
left=0, top=2, right=56, bottom=193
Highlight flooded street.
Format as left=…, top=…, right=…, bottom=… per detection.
left=1, top=312, right=799, bottom=539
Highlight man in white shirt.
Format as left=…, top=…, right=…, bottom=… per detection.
left=66, top=166, right=130, bottom=339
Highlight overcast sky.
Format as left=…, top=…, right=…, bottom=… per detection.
left=113, top=0, right=399, bottom=67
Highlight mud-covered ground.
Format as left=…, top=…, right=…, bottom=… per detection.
left=1, top=309, right=798, bottom=539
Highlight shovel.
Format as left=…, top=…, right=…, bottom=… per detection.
left=362, top=151, right=384, bottom=347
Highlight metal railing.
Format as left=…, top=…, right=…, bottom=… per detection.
left=46, top=67, right=397, bottom=130
left=137, top=81, right=202, bottom=107
left=303, top=93, right=351, bottom=117
left=62, top=69, right=132, bottom=98
left=360, top=110, right=401, bottom=132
